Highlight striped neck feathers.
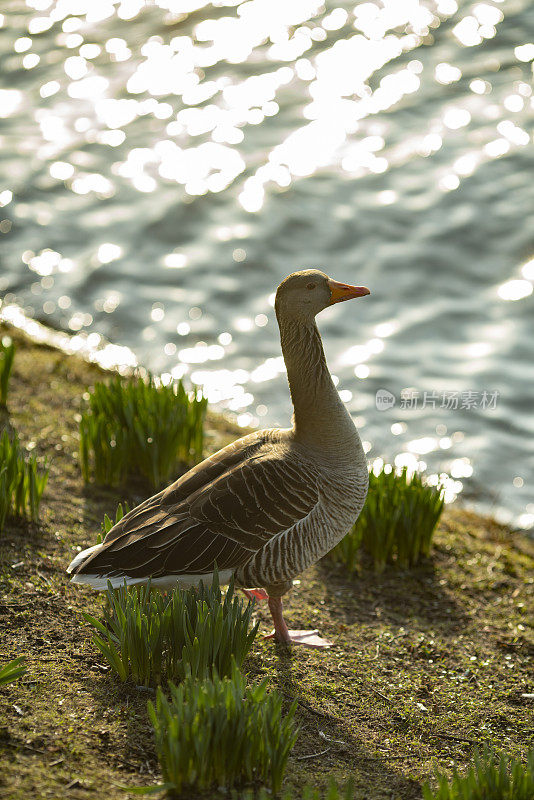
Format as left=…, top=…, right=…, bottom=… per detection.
left=277, top=314, right=357, bottom=451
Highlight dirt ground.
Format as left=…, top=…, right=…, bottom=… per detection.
left=0, top=324, right=533, bottom=800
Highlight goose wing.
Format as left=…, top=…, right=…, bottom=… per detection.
left=72, top=433, right=318, bottom=581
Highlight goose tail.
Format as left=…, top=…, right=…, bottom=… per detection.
left=67, top=543, right=119, bottom=590
left=67, top=543, right=234, bottom=592
left=67, top=543, right=104, bottom=575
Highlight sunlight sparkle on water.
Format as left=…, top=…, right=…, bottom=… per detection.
left=164, top=253, right=188, bottom=269
left=466, top=342, right=492, bottom=359
left=0, top=90, right=23, bottom=117
left=0, top=191, right=13, bottom=207
left=407, top=437, right=438, bottom=456
left=50, top=161, right=74, bottom=180
left=514, top=43, right=534, bottom=62
left=435, top=62, right=462, bottom=84
left=498, top=280, right=533, bottom=301
left=470, top=79, right=491, bottom=94
left=484, top=138, right=510, bottom=158
left=443, top=108, right=471, bottom=130
left=497, top=120, right=529, bottom=146
left=521, top=259, right=534, bottom=281
left=71, top=174, right=114, bottom=196
left=340, top=338, right=384, bottom=366
left=354, top=364, right=370, bottom=379
left=15, top=37, right=32, bottom=52
left=449, top=458, right=473, bottom=479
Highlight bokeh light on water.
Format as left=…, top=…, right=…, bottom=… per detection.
left=0, top=0, right=533, bottom=527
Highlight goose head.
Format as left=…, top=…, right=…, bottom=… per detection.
left=275, top=269, right=370, bottom=322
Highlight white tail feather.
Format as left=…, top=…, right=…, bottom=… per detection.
left=69, top=569, right=234, bottom=592
left=70, top=573, right=148, bottom=590
left=67, top=543, right=104, bottom=574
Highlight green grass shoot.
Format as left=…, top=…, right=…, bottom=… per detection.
left=0, top=337, right=15, bottom=408
left=237, top=778, right=355, bottom=800
left=148, top=662, right=298, bottom=795
left=96, top=500, right=130, bottom=545
left=0, top=431, right=49, bottom=532
left=83, top=569, right=258, bottom=686
left=329, top=464, right=444, bottom=573
left=79, top=375, right=207, bottom=489
left=0, top=656, right=27, bottom=687
left=423, top=747, right=534, bottom=800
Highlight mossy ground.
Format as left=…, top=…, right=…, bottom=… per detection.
left=0, top=324, right=532, bottom=800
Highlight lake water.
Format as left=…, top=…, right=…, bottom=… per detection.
left=0, top=0, right=533, bottom=528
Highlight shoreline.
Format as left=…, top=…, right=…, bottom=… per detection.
left=0, top=318, right=533, bottom=799
left=0, top=308, right=249, bottom=449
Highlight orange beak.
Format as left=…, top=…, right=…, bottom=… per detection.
left=328, top=279, right=370, bottom=305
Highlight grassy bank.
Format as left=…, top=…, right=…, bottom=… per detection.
left=0, top=324, right=532, bottom=800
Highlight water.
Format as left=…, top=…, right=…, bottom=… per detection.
left=0, top=0, right=533, bottom=527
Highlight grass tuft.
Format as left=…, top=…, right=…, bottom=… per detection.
left=423, top=747, right=534, bottom=800
left=329, top=465, right=444, bottom=573
left=148, top=662, right=298, bottom=796
left=0, top=431, right=49, bottom=532
left=0, top=337, right=15, bottom=408
left=0, top=656, right=27, bottom=687
left=79, top=375, right=207, bottom=489
left=83, top=569, right=258, bottom=686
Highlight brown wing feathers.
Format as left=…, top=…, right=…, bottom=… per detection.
left=74, top=434, right=319, bottom=581
left=99, top=433, right=264, bottom=546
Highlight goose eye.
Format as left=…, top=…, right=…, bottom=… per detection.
left=306, top=283, right=316, bottom=290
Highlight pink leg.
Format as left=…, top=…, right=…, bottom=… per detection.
left=264, top=596, right=333, bottom=649
left=241, top=587, right=269, bottom=602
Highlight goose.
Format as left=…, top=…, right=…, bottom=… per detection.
left=68, top=270, right=370, bottom=647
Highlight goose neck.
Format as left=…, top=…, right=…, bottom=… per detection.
left=278, top=314, right=358, bottom=453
